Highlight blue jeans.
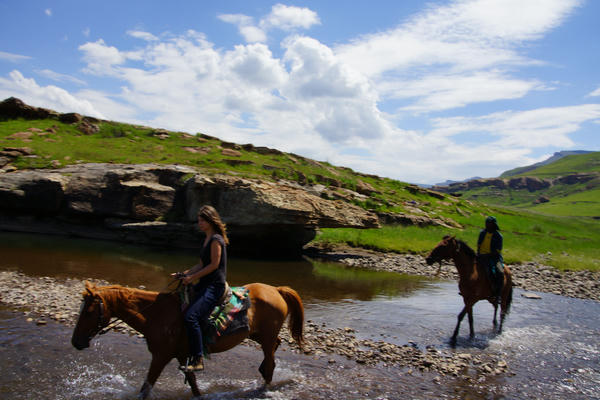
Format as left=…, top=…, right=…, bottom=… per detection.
left=479, top=254, right=504, bottom=296
left=183, top=282, right=225, bottom=358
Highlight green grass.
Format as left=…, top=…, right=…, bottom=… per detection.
left=316, top=205, right=600, bottom=272
left=2, top=116, right=599, bottom=272
left=523, top=188, right=600, bottom=217
left=512, top=152, right=600, bottom=178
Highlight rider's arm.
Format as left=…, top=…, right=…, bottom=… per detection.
left=171, top=262, right=203, bottom=279
left=182, top=240, right=221, bottom=284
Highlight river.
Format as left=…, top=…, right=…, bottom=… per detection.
left=0, top=232, right=598, bottom=399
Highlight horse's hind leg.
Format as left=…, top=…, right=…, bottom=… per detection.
left=258, top=336, right=281, bottom=384
left=467, top=308, right=474, bottom=339
left=492, top=303, right=499, bottom=328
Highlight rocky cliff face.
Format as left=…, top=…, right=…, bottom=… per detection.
left=432, top=173, right=597, bottom=194
left=0, top=163, right=379, bottom=257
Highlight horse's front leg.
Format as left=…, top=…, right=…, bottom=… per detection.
left=138, top=354, right=171, bottom=400
left=451, top=306, right=468, bottom=345
left=177, top=356, right=201, bottom=398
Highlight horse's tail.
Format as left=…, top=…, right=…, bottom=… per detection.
left=503, top=273, right=514, bottom=316
left=277, top=286, right=304, bottom=349
left=505, top=282, right=513, bottom=315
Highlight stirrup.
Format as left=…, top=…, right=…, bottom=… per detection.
left=179, top=356, right=204, bottom=372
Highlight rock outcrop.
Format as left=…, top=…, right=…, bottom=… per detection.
left=432, top=173, right=598, bottom=194
left=0, top=97, right=60, bottom=120
left=0, top=163, right=379, bottom=257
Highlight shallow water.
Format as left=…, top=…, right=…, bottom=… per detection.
left=1, top=232, right=599, bottom=399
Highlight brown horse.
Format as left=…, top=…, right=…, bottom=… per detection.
left=425, top=235, right=513, bottom=345
left=71, top=281, right=304, bottom=399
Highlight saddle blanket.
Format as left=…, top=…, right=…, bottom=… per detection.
left=206, top=286, right=250, bottom=337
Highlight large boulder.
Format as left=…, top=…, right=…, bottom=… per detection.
left=185, top=174, right=379, bottom=256
left=0, top=163, right=379, bottom=257
left=0, top=97, right=59, bottom=120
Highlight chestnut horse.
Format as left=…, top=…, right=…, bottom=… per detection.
left=71, top=281, right=304, bottom=399
left=425, top=235, right=513, bottom=345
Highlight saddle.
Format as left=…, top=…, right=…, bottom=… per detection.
left=178, top=282, right=251, bottom=344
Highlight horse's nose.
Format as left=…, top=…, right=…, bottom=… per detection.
left=425, top=256, right=434, bottom=265
left=71, top=336, right=89, bottom=350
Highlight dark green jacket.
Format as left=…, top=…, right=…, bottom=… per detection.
left=477, top=229, right=503, bottom=259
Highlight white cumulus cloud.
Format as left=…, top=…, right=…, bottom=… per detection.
left=260, top=3, right=320, bottom=31
left=219, top=4, right=320, bottom=43
left=2, top=0, right=593, bottom=184
left=0, top=70, right=104, bottom=118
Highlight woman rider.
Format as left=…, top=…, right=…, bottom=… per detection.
left=172, top=205, right=229, bottom=372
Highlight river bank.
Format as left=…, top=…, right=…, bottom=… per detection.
left=0, top=269, right=509, bottom=384
left=305, top=243, right=600, bottom=301
left=1, top=243, right=598, bottom=388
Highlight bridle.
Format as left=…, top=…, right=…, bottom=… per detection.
left=82, top=296, right=110, bottom=339
left=96, top=297, right=114, bottom=336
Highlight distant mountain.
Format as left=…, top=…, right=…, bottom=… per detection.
left=500, top=151, right=593, bottom=178
left=434, top=177, right=482, bottom=187
left=431, top=151, right=600, bottom=217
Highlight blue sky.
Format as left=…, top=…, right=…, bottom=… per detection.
left=1, top=0, right=599, bottom=184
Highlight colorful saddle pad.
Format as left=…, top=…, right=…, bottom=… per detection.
left=207, top=286, right=250, bottom=337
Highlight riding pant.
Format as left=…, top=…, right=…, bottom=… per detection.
left=183, top=282, right=226, bottom=358
left=479, top=254, right=504, bottom=297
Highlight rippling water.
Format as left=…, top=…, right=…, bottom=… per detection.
left=1, top=232, right=599, bottom=399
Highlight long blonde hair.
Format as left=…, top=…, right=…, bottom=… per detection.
left=197, top=205, right=229, bottom=245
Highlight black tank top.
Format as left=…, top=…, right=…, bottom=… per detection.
left=195, top=234, right=227, bottom=290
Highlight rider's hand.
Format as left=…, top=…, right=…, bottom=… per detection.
left=171, top=271, right=187, bottom=280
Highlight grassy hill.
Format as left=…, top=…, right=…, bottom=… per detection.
left=500, top=150, right=594, bottom=178
left=1, top=112, right=598, bottom=272
left=503, top=151, right=600, bottom=179
left=446, top=152, right=600, bottom=218
left=0, top=117, right=471, bottom=220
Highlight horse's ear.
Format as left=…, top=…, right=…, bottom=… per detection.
left=442, top=234, right=451, bottom=240
left=83, top=281, right=95, bottom=297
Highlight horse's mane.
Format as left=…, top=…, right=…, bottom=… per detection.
left=85, top=284, right=160, bottom=305
left=456, top=239, right=476, bottom=259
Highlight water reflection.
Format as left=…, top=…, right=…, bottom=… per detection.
left=0, top=232, right=430, bottom=302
